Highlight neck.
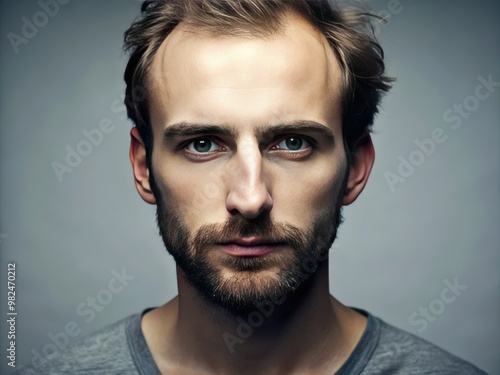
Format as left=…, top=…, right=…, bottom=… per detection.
left=142, top=262, right=367, bottom=375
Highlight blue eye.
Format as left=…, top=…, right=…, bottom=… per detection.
left=275, top=136, right=310, bottom=151
left=186, top=139, right=220, bottom=153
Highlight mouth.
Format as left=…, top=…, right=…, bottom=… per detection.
left=217, top=237, right=285, bottom=257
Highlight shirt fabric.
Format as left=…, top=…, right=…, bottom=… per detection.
left=15, top=308, right=487, bottom=374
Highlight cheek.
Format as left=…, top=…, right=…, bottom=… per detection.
left=151, top=151, right=228, bottom=223
left=271, top=157, right=347, bottom=222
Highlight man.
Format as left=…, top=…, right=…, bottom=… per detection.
left=17, top=0, right=486, bottom=374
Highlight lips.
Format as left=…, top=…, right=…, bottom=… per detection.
left=217, top=237, right=284, bottom=257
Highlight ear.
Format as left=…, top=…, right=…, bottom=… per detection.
left=342, top=133, right=375, bottom=206
left=129, top=127, right=156, bottom=204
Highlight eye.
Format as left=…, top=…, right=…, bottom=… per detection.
left=274, top=136, right=311, bottom=151
left=185, top=138, right=221, bottom=153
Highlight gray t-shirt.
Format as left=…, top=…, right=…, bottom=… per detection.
left=15, top=309, right=487, bottom=374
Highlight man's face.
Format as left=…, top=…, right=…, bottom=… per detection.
left=145, top=13, right=349, bottom=313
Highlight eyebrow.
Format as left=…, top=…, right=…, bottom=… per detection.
left=163, top=123, right=237, bottom=139
left=163, top=120, right=335, bottom=144
left=257, top=121, right=335, bottom=145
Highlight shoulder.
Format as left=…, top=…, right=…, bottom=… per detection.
left=365, top=315, right=487, bottom=374
left=14, top=314, right=140, bottom=375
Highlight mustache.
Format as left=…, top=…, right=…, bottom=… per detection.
left=191, top=215, right=310, bottom=251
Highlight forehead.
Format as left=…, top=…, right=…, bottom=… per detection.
left=148, top=11, right=342, bottom=131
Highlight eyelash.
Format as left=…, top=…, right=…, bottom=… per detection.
left=182, top=135, right=314, bottom=158
left=270, top=136, right=312, bottom=152
left=185, top=138, right=225, bottom=154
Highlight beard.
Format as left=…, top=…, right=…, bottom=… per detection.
left=152, top=178, right=345, bottom=316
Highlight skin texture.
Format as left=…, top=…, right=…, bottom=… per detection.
left=129, top=11, right=375, bottom=375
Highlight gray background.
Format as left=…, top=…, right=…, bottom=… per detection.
left=0, top=0, right=498, bottom=373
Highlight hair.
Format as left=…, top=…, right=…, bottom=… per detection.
left=123, top=0, right=393, bottom=168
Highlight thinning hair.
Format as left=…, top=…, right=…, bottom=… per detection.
left=123, top=0, right=393, bottom=167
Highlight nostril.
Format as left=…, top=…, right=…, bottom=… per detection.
left=225, top=149, right=272, bottom=218
left=225, top=188, right=273, bottom=219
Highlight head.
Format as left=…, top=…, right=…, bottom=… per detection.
left=125, top=0, right=392, bottom=314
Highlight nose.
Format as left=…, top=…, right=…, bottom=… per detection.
left=225, top=142, right=273, bottom=219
